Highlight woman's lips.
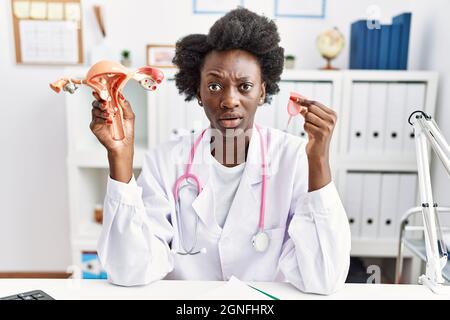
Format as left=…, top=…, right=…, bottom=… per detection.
left=218, top=117, right=243, bottom=128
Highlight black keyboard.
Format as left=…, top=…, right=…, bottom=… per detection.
left=0, top=290, right=54, bottom=300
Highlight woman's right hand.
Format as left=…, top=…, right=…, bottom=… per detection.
left=90, top=91, right=135, bottom=152
left=90, top=91, right=135, bottom=183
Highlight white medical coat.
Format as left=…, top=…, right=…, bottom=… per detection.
left=97, top=125, right=351, bottom=295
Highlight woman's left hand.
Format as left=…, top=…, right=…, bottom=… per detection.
left=298, top=99, right=337, bottom=159
left=296, top=98, right=337, bottom=191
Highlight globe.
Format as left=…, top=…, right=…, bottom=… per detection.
left=316, top=27, right=345, bottom=70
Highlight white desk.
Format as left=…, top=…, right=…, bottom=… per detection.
left=1, top=279, right=449, bottom=300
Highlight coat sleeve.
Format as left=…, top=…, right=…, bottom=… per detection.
left=278, top=141, right=351, bottom=295
left=97, top=150, right=175, bottom=286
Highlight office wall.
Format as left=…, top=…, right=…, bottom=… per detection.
left=1, top=0, right=449, bottom=271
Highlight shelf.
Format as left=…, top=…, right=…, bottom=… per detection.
left=280, top=69, right=342, bottom=81
left=351, top=238, right=413, bottom=258
left=68, top=146, right=147, bottom=168
left=162, top=69, right=438, bottom=82
left=75, top=221, right=103, bottom=241
left=69, top=167, right=142, bottom=251
left=72, top=229, right=414, bottom=259
left=336, top=158, right=417, bottom=172
left=72, top=238, right=98, bottom=250
left=65, top=69, right=439, bottom=269
left=70, top=236, right=418, bottom=259
left=342, top=70, right=438, bottom=82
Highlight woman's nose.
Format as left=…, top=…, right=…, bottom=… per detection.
left=220, top=88, right=240, bottom=109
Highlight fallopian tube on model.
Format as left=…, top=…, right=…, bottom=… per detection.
left=50, top=60, right=164, bottom=141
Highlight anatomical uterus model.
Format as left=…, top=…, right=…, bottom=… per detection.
left=50, top=60, right=164, bottom=141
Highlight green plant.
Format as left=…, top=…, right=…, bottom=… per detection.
left=285, top=55, right=295, bottom=60
left=121, top=50, right=130, bottom=59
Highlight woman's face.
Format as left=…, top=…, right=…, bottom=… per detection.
left=198, top=49, right=266, bottom=134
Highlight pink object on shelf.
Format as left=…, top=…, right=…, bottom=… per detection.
left=50, top=60, right=164, bottom=141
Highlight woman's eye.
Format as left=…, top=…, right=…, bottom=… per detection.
left=208, top=84, right=221, bottom=92
left=240, top=83, right=253, bottom=91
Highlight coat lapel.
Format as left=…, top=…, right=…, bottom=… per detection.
left=189, top=128, right=221, bottom=235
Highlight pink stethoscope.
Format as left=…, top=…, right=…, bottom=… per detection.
left=173, top=124, right=269, bottom=255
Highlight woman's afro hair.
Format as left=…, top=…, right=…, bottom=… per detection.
left=172, top=7, right=284, bottom=104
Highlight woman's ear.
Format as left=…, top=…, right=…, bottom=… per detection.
left=196, top=91, right=203, bottom=107
left=259, top=82, right=266, bottom=105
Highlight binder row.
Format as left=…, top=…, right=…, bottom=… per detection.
left=348, top=82, right=426, bottom=155
left=162, top=79, right=428, bottom=158
left=344, top=171, right=417, bottom=239
left=349, top=12, right=411, bottom=70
